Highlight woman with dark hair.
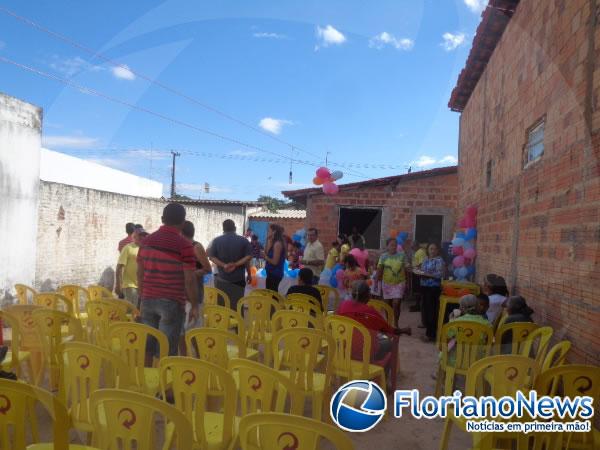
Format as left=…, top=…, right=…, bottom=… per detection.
left=482, top=273, right=509, bottom=324
left=504, top=296, right=534, bottom=324
left=264, top=223, right=286, bottom=291
left=418, top=242, right=446, bottom=342
left=376, top=237, right=407, bottom=325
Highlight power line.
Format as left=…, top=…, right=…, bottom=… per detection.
left=0, top=5, right=370, bottom=178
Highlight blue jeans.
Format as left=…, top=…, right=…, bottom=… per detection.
left=140, top=299, right=185, bottom=356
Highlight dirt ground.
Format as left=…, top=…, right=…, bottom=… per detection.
left=348, top=302, right=471, bottom=450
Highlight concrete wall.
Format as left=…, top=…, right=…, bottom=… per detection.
left=40, top=148, right=163, bottom=198
left=457, top=0, right=599, bottom=363
left=0, top=93, right=42, bottom=302
left=36, top=181, right=253, bottom=290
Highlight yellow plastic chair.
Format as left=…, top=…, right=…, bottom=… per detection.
left=159, top=357, right=237, bottom=449
left=32, top=309, right=84, bottom=388
left=272, top=327, right=334, bottom=420
left=0, top=378, right=98, bottom=450
left=541, top=340, right=571, bottom=371
left=368, top=299, right=395, bottom=327
left=237, top=412, right=354, bottom=450
left=34, top=293, right=75, bottom=316
left=324, top=315, right=387, bottom=393
left=0, top=310, right=33, bottom=381
left=87, top=284, right=115, bottom=301
left=229, top=358, right=303, bottom=415
left=203, top=304, right=242, bottom=334
left=204, top=286, right=231, bottom=308
left=287, top=293, right=322, bottom=310
left=108, top=322, right=168, bottom=396
left=104, top=298, right=140, bottom=321
left=85, top=300, right=128, bottom=348
left=436, top=320, right=494, bottom=396
left=59, top=341, right=132, bottom=435
left=250, top=288, right=286, bottom=305
left=272, top=309, right=323, bottom=331
left=315, top=284, right=341, bottom=313
left=90, top=388, right=195, bottom=450
left=186, top=328, right=250, bottom=370
left=494, top=322, right=540, bottom=354
left=439, top=355, right=540, bottom=450
left=58, top=285, right=91, bottom=320
left=492, top=309, right=508, bottom=332
left=284, top=300, right=323, bottom=328
left=238, top=295, right=281, bottom=365
left=14, top=283, right=37, bottom=305
left=519, top=326, right=553, bottom=366
left=4, top=304, right=44, bottom=382
left=435, top=295, right=461, bottom=348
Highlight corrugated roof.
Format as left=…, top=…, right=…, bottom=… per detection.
left=282, top=166, right=458, bottom=199
left=250, top=209, right=307, bottom=219
left=169, top=199, right=265, bottom=206
left=448, top=0, right=520, bottom=112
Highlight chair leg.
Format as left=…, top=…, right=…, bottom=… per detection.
left=312, top=393, right=323, bottom=420
left=434, top=366, right=443, bottom=397
left=439, top=417, right=453, bottom=450
left=444, top=368, right=455, bottom=396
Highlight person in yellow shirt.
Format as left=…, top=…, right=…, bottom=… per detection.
left=115, top=227, right=147, bottom=307
left=410, top=241, right=427, bottom=313
left=338, top=234, right=351, bottom=264
left=412, top=241, right=427, bottom=268
left=325, top=241, right=341, bottom=270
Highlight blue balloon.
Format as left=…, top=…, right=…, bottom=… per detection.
left=287, top=268, right=299, bottom=278
left=463, top=241, right=474, bottom=250
left=399, top=231, right=409, bottom=240
left=465, top=228, right=477, bottom=241
left=292, top=234, right=302, bottom=242
left=466, top=265, right=476, bottom=276
left=396, top=235, right=405, bottom=245
left=453, top=268, right=461, bottom=278
left=457, top=266, right=469, bottom=279
left=455, top=231, right=466, bottom=240
left=330, top=263, right=342, bottom=287
left=451, top=238, right=465, bottom=247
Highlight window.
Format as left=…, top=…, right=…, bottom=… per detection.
left=525, top=120, right=545, bottom=164
left=486, top=160, right=492, bottom=188
left=338, top=207, right=382, bottom=249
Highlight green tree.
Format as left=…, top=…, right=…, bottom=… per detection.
left=257, top=195, right=303, bottom=212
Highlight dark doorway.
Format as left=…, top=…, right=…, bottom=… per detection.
left=339, top=208, right=382, bottom=249
left=415, top=215, right=444, bottom=246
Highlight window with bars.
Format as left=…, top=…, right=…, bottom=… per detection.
left=525, top=120, right=545, bottom=165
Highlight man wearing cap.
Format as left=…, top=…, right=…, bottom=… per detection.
left=115, top=225, right=148, bottom=307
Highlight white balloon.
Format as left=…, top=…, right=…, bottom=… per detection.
left=331, top=170, right=343, bottom=181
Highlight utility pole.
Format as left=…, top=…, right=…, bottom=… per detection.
left=325, top=151, right=331, bottom=167
left=170, top=151, right=180, bottom=198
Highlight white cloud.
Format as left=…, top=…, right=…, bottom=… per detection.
left=315, top=25, right=346, bottom=50
left=111, top=65, right=136, bottom=80
left=253, top=32, right=287, bottom=39
left=442, top=32, right=467, bottom=51
left=369, top=32, right=414, bottom=51
left=229, top=150, right=257, bottom=157
left=411, top=155, right=458, bottom=168
left=439, top=155, right=458, bottom=164
left=49, top=56, right=97, bottom=77
left=413, top=156, right=437, bottom=168
left=258, top=117, right=293, bottom=135
left=42, top=134, right=99, bottom=149
left=464, top=0, right=487, bottom=13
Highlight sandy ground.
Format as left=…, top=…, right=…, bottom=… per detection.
left=348, top=301, right=471, bottom=450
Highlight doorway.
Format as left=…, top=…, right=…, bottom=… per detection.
left=415, top=215, right=444, bottom=246
left=338, top=207, right=382, bottom=249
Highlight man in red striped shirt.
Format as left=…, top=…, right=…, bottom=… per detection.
left=137, top=203, right=198, bottom=356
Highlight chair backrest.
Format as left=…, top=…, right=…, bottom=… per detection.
left=0, top=311, right=24, bottom=375
left=3, top=304, right=43, bottom=349
left=14, top=284, right=37, bottom=305
left=237, top=295, right=281, bottom=344
left=493, top=309, right=508, bottom=331
left=323, top=315, right=372, bottom=380
left=251, top=288, right=286, bottom=305
left=0, top=378, right=70, bottom=450
left=203, top=286, right=231, bottom=308
left=440, top=320, right=494, bottom=370
left=535, top=364, right=600, bottom=398
left=272, top=328, right=333, bottom=392
left=272, top=310, right=322, bottom=331
left=185, top=328, right=246, bottom=369
left=494, top=322, right=540, bottom=354
left=465, top=355, right=539, bottom=398
left=91, top=388, right=194, bottom=449
left=238, top=412, right=355, bottom=450
left=519, top=326, right=553, bottom=366
left=34, top=293, right=74, bottom=316
left=541, top=340, right=571, bottom=372
left=287, top=293, right=322, bottom=310
left=59, top=341, right=131, bottom=430
left=203, top=304, right=245, bottom=336
left=87, top=284, right=115, bottom=301
left=103, top=298, right=140, bottom=319
left=284, top=300, right=323, bottom=327
left=57, top=284, right=90, bottom=318
left=85, top=300, right=128, bottom=348
left=159, top=357, right=236, bottom=448
left=315, top=284, right=340, bottom=313
left=109, top=322, right=168, bottom=387
left=367, top=300, right=395, bottom=327
left=229, top=358, right=302, bottom=415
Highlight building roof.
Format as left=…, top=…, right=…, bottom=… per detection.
left=282, top=166, right=458, bottom=199
left=448, top=0, right=520, bottom=112
left=171, top=199, right=265, bottom=206
left=250, top=209, right=307, bottom=219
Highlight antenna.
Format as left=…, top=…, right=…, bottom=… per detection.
left=289, top=146, right=294, bottom=184
left=170, top=151, right=180, bottom=198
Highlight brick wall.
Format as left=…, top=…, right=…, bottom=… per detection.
left=35, top=181, right=250, bottom=291
left=458, top=0, right=599, bottom=364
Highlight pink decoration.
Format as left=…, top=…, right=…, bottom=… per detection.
left=466, top=206, right=478, bottom=218
left=458, top=217, right=468, bottom=228
left=452, top=256, right=465, bottom=267
left=465, top=216, right=477, bottom=228
left=322, top=182, right=339, bottom=195
left=316, top=167, right=331, bottom=179
left=451, top=246, right=464, bottom=256
left=463, top=248, right=476, bottom=260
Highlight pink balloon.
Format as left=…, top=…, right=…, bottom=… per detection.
left=458, top=218, right=468, bottom=228
left=451, top=246, right=464, bottom=256
left=322, top=182, right=339, bottom=195
left=465, top=216, right=476, bottom=228
left=463, top=248, right=476, bottom=260
left=466, top=206, right=478, bottom=218
left=316, top=167, right=331, bottom=179
left=452, top=256, right=465, bottom=267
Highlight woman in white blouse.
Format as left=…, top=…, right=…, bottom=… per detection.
left=482, top=273, right=509, bottom=324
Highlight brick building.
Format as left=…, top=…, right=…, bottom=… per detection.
left=449, top=0, right=599, bottom=363
left=282, top=167, right=458, bottom=254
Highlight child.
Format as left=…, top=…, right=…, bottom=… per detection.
left=325, top=241, right=341, bottom=270
left=476, top=293, right=490, bottom=321
left=342, top=254, right=367, bottom=299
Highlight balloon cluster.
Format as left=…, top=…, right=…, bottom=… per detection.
left=291, top=228, right=306, bottom=249
left=451, top=206, right=478, bottom=281
left=313, top=167, right=343, bottom=195
left=394, top=231, right=409, bottom=252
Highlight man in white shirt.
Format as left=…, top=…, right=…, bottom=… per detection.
left=302, top=227, right=325, bottom=284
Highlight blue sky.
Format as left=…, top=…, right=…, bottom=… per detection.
left=0, top=0, right=487, bottom=200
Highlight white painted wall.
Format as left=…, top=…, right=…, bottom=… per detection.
left=0, top=93, right=42, bottom=303
left=40, top=148, right=163, bottom=198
